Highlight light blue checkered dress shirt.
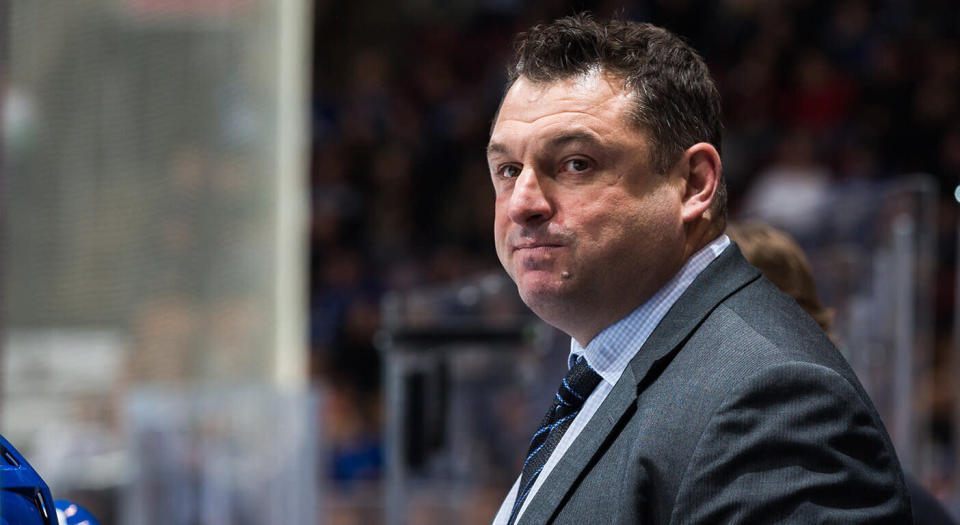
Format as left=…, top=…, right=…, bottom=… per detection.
left=493, top=235, right=730, bottom=525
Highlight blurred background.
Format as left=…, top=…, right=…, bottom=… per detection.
left=1, top=0, right=959, bottom=523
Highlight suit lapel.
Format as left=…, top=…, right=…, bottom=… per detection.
left=625, top=244, right=760, bottom=386
left=518, top=245, right=760, bottom=524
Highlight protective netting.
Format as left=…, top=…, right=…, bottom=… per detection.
left=2, top=1, right=310, bottom=521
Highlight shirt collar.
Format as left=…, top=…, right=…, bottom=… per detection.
left=569, top=235, right=730, bottom=386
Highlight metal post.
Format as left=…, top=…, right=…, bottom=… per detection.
left=892, top=214, right=916, bottom=470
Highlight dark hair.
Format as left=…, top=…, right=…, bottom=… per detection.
left=505, top=13, right=726, bottom=221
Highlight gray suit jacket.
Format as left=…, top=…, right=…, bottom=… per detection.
left=517, top=244, right=912, bottom=524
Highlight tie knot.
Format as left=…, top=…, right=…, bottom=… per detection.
left=559, top=356, right=602, bottom=408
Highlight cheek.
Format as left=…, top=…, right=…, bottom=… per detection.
left=493, top=205, right=512, bottom=263
left=577, top=194, right=676, bottom=253
left=493, top=204, right=508, bottom=240
left=568, top=193, right=634, bottom=239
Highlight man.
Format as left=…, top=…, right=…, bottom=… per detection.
left=486, top=14, right=912, bottom=524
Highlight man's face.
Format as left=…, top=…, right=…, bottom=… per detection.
left=487, top=71, right=687, bottom=342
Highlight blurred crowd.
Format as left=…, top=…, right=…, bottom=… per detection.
left=309, top=0, right=960, bottom=497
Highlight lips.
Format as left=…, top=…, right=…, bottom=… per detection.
left=505, top=229, right=573, bottom=256
left=513, top=242, right=564, bottom=251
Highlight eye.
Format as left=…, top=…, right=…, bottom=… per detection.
left=563, top=158, right=591, bottom=173
left=498, top=165, right=521, bottom=178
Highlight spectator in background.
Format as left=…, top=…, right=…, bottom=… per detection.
left=739, top=129, right=831, bottom=238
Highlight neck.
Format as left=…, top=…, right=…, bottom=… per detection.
left=566, top=257, right=686, bottom=347
left=684, top=217, right=722, bottom=259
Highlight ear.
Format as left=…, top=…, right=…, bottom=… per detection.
left=678, top=142, right=721, bottom=224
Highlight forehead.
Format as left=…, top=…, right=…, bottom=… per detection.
left=490, top=72, right=637, bottom=149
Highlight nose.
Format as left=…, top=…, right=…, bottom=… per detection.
left=507, top=167, right=553, bottom=225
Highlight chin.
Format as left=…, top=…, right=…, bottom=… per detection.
left=516, top=273, right=573, bottom=312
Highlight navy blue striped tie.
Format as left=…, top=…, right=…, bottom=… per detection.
left=507, top=356, right=602, bottom=525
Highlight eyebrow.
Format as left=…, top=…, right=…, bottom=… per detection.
left=486, top=141, right=508, bottom=156
left=487, top=130, right=603, bottom=157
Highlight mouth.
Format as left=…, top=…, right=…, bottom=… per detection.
left=513, top=242, right=564, bottom=252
